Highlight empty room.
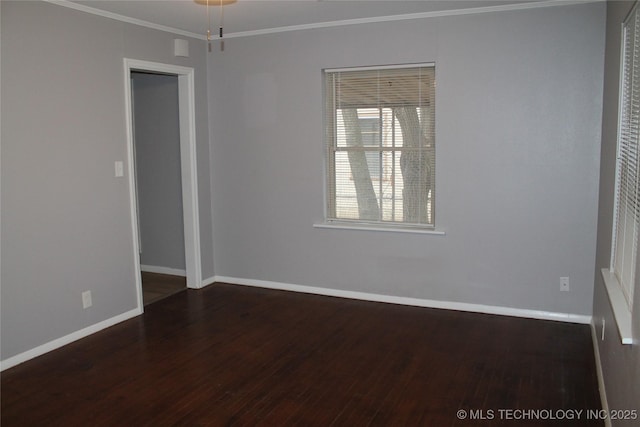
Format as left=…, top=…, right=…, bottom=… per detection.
left=1, top=0, right=639, bottom=425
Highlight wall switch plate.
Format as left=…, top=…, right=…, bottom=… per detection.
left=82, top=291, right=92, bottom=309
left=560, top=277, right=570, bottom=292
left=114, top=161, right=124, bottom=177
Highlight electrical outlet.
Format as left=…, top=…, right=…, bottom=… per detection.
left=82, top=291, right=92, bottom=309
left=560, top=277, right=570, bottom=292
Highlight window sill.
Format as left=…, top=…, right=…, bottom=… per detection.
left=600, top=268, right=634, bottom=345
left=313, top=222, right=446, bottom=235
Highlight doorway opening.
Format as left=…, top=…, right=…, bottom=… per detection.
left=124, top=59, right=202, bottom=312
left=131, top=71, right=186, bottom=305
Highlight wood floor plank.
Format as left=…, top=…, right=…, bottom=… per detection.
left=142, top=272, right=186, bottom=305
left=1, top=283, right=603, bottom=426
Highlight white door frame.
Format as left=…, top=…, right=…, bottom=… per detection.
left=123, top=58, right=202, bottom=312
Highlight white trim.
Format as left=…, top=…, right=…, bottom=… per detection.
left=314, top=222, right=445, bottom=236
left=624, top=0, right=640, bottom=28
left=43, top=0, right=204, bottom=40
left=201, top=275, right=217, bottom=288
left=590, top=321, right=612, bottom=427
left=0, top=308, right=141, bottom=372
left=45, top=0, right=602, bottom=41
left=610, top=18, right=627, bottom=274
left=221, top=0, right=602, bottom=39
left=123, top=61, right=145, bottom=312
left=325, top=62, right=435, bottom=74
left=600, top=268, right=634, bottom=344
left=177, top=66, right=203, bottom=290
left=124, top=59, right=203, bottom=306
left=140, top=265, right=187, bottom=277
left=213, top=276, right=592, bottom=324
left=0, top=277, right=593, bottom=371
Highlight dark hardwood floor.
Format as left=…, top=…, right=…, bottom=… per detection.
left=1, top=284, right=602, bottom=426
left=142, top=271, right=186, bottom=306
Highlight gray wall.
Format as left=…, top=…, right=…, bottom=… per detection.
left=132, top=72, right=186, bottom=272
left=593, top=1, right=640, bottom=422
left=0, top=0, right=614, bottom=380
left=1, top=1, right=213, bottom=361
left=208, top=3, right=605, bottom=316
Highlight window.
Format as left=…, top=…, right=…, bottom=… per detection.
left=610, top=2, right=640, bottom=313
left=324, top=64, right=436, bottom=228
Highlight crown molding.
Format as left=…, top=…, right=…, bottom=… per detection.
left=42, top=0, right=205, bottom=40
left=45, top=0, right=603, bottom=41
left=224, top=0, right=603, bottom=39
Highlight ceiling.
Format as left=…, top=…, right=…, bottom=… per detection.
left=65, top=0, right=558, bottom=39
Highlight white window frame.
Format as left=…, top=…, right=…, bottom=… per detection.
left=602, top=1, right=639, bottom=345
left=321, top=63, right=439, bottom=234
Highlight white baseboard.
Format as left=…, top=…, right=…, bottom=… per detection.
left=590, top=321, right=612, bottom=427
left=213, top=276, right=592, bottom=324
left=0, top=307, right=142, bottom=372
left=140, top=265, right=186, bottom=277
left=201, top=275, right=216, bottom=288
left=1, top=276, right=592, bottom=373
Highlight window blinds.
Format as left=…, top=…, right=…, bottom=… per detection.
left=612, top=5, right=640, bottom=309
left=325, top=65, right=436, bottom=227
